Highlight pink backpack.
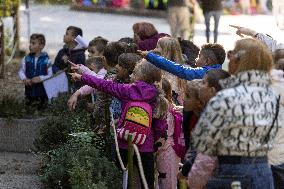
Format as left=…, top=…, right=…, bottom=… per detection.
left=117, top=101, right=152, bottom=145
left=170, top=109, right=186, bottom=158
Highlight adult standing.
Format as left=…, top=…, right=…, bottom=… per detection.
left=192, top=38, right=279, bottom=189
left=199, top=0, right=223, bottom=43
left=167, top=0, right=190, bottom=39
left=132, top=22, right=169, bottom=51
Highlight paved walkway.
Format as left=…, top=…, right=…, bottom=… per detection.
left=2, top=4, right=283, bottom=68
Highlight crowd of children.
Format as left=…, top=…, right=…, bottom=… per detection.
left=18, top=21, right=284, bottom=189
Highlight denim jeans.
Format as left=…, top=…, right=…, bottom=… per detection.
left=212, top=157, right=275, bottom=189
left=271, top=163, right=284, bottom=189
left=203, top=11, right=222, bottom=43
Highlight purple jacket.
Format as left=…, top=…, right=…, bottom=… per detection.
left=138, top=33, right=170, bottom=51
left=81, top=74, right=167, bottom=152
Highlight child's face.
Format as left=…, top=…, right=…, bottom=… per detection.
left=29, top=39, right=44, bottom=54
left=63, top=29, right=75, bottom=44
left=130, top=65, right=142, bottom=82
left=88, top=46, right=101, bottom=58
left=195, top=53, right=208, bottom=67
left=115, top=64, right=128, bottom=80
left=198, top=76, right=216, bottom=106
left=183, top=85, right=202, bottom=113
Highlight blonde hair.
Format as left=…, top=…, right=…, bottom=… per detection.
left=234, top=38, right=273, bottom=73
left=157, top=37, right=186, bottom=92
left=134, top=60, right=168, bottom=119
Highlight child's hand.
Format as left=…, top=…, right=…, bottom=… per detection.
left=62, top=55, right=69, bottom=64
left=31, top=76, right=41, bottom=84
left=23, top=79, right=32, bottom=86
left=68, top=72, right=82, bottom=81
left=69, top=61, right=85, bottom=74
left=67, top=92, right=79, bottom=111
left=137, top=50, right=149, bottom=58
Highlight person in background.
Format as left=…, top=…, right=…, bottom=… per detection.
left=167, top=0, right=190, bottom=39
left=133, top=22, right=169, bottom=51
left=18, top=33, right=52, bottom=110
left=88, top=36, right=108, bottom=58
left=198, top=0, right=223, bottom=43
left=52, top=26, right=85, bottom=74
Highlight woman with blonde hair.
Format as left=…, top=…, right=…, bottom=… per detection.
left=192, top=38, right=280, bottom=189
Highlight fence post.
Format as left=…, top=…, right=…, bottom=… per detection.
left=127, top=136, right=134, bottom=189
left=0, top=19, right=4, bottom=79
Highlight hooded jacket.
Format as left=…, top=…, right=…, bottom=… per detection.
left=81, top=74, right=167, bottom=152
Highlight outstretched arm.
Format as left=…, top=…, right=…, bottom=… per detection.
left=146, top=52, right=213, bottom=80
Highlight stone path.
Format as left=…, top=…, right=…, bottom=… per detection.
left=0, top=152, right=43, bottom=189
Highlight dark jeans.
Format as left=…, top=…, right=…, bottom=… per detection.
left=210, top=156, right=275, bottom=189
left=119, top=148, right=154, bottom=189
left=204, top=11, right=221, bottom=43
left=271, top=163, right=284, bottom=189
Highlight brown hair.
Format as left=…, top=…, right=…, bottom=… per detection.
left=103, top=42, right=126, bottom=67
left=275, top=59, right=284, bottom=72
left=118, top=53, right=141, bottom=75
left=274, top=49, right=284, bottom=63
left=30, top=33, right=46, bottom=46
left=234, top=38, right=273, bottom=73
left=132, top=22, right=158, bottom=40
left=206, top=69, right=230, bottom=92
left=89, top=36, right=108, bottom=53
left=200, top=43, right=226, bottom=65
left=85, top=56, right=104, bottom=70
left=67, top=26, right=83, bottom=37
left=162, top=77, right=173, bottom=104
left=186, top=79, right=202, bottom=99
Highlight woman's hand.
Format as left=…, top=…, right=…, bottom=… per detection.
left=229, top=25, right=258, bottom=38
left=68, top=72, right=82, bottom=82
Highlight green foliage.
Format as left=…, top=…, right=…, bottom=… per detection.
left=34, top=93, right=92, bottom=152
left=0, top=0, right=20, bottom=17
left=40, top=133, right=122, bottom=189
left=0, top=95, right=28, bottom=119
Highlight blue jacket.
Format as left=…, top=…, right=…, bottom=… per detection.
left=146, top=52, right=222, bottom=80
left=25, top=52, right=49, bottom=97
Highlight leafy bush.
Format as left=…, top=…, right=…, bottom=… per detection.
left=40, top=132, right=122, bottom=189
left=0, top=95, right=27, bottom=119
left=34, top=93, right=92, bottom=152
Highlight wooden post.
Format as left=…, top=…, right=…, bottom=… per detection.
left=0, top=19, right=4, bottom=79
left=127, top=136, right=134, bottom=189
left=12, top=4, right=20, bottom=54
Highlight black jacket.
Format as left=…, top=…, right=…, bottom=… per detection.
left=52, top=45, right=85, bottom=74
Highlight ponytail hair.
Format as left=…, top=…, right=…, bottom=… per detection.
left=153, top=82, right=168, bottom=119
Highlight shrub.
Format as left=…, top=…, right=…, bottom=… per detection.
left=0, top=95, right=30, bottom=119
left=40, top=132, right=122, bottom=189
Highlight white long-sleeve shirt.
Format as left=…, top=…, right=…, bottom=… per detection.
left=18, top=57, right=53, bottom=81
